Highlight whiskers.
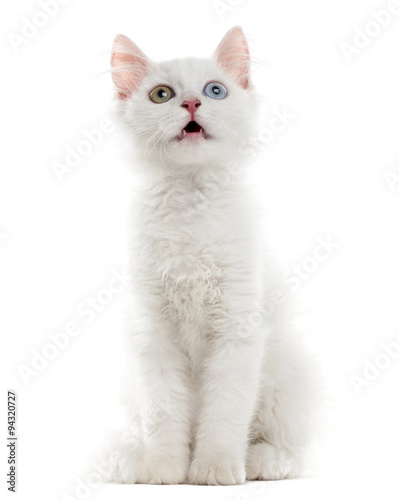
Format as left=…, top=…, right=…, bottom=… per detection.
left=134, top=121, right=176, bottom=174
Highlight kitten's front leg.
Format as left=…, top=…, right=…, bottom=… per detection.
left=190, top=326, right=264, bottom=485
left=132, top=320, right=192, bottom=484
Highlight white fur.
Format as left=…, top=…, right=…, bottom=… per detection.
left=101, top=27, right=321, bottom=485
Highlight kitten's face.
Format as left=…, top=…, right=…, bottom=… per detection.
left=111, top=27, right=257, bottom=171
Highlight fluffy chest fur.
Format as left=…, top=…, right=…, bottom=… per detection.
left=131, top=175, right=260, bottom=358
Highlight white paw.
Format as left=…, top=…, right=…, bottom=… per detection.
left=113, top=448, right=142, bottom=483
left=137, top=454, right=189, bottom=484
left=92, top=431, right=188, bottom=484
left=246, top=442, right=292, bottom=480
left=189, top=457, right=246, bottom=485
left=89, top=430, right=142, bottom=484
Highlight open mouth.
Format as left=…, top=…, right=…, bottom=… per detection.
left=180, top=121, right=206, bottom=140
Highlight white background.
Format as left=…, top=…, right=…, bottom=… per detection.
left=1, top=0, right=399, bottom=499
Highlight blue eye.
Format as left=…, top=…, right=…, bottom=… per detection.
left=204, top=82, right=227, bottom=100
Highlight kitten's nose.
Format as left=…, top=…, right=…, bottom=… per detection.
left=181, top=99, right=201, bottom=119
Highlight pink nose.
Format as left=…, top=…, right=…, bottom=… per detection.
left=181, top=99, right=201, bottom=118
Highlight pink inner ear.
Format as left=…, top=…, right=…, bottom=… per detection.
left=111, top=35, right=149, bottom=100
left=215, top=26, right=250, bottom=89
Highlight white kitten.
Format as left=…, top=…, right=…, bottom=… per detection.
left=103, top=26, right=321, bottom=485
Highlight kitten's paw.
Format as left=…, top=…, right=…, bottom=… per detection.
left=113, top=449, right=142, bottom=483
left=89, top=430, right=142, bottom=484
left=246, top=442, right=292, bottom=481
left=92, top=430, right=189, bottom=484
left=189, top=457, right=245, bottom=485
left=137, top=454, right=189, bottom=484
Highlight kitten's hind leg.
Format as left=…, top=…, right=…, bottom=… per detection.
left=89, top=429, right=143, bottom=484
left=247, top=321, right=321, bottom=480
left=246, top=441, right=292, bottom=480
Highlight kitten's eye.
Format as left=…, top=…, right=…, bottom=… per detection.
left=203, top=82, right=227, bottom=100
left=149, top=85, right=175, bottom=103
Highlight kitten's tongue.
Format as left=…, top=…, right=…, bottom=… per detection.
left=181, top=120, right=205, bottom=139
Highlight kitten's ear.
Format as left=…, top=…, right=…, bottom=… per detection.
left=214, top=26, right=251, bottom=89
left=111, top=34, right=150, bottom=100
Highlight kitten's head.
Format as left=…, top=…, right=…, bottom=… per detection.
left=111, top=26, right=257, bottom=173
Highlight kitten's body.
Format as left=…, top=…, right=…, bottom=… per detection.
left=105, top=27, right=319, bottom=485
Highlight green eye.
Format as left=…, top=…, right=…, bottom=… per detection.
left=149, top=85, right=175, bottom=103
